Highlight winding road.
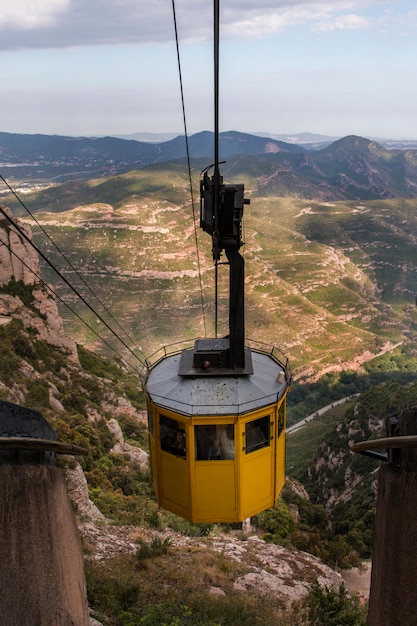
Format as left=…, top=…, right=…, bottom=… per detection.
left=287, top=395, right=359, bottom=435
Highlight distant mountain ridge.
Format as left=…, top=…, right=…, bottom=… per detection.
left=256, top=135, right=417, bottom=200
left=0, top=129, right=302, bottom=171
left=2, top=130, right=417, bottom=201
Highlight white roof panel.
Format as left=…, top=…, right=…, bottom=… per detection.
left=145, top=350, right=289, bottom=417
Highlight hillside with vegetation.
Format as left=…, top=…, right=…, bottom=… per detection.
left=0, top=261, right=402, bottom=625
left=4, top=165, right=417, bottom=401
left=3, top=133, right=417, bottom=623
left=0, top=216, right=371, bottom=625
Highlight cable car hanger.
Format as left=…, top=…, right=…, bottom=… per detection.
left=185, top=0, right=251, bottom=375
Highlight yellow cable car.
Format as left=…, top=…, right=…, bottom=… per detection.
left=144, top=341, right=290, bottom=523
left=143, top=162, right=291, bottom=523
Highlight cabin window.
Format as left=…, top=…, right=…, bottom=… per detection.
left=278, top=403, right=285, bottom=437
left=195, top=424, right=235, bottom=460
left=244, top=416, right=270, bottom=453
left=159, top=415, right=186, bottom=458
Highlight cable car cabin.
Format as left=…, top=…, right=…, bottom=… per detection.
left=144, top=342, right=290, bottom=523
left=143, top=140, right=291, bottom=523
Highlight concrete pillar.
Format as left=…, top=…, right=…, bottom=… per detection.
left=0, top=401, right=89, bottom=626
left=368, top=408, right=417, bottom=626
left=0, top=464, right=90, bottom=626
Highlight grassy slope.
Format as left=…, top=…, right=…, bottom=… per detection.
left=4, top=164, right=417, bottom=377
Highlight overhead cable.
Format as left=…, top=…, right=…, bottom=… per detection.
left=171, top=0, right=207, bottom=337
left=0, top=173, right=142, bottom=356
left=0, top=204, right=145, bottom=369
left=0, top=238, right=142, bottom=377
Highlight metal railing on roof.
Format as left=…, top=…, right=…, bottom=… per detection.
left=140, top=337, right=291, bottom=384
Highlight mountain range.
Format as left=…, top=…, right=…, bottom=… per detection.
left=2, top=130, right=417, bottom=201
left=2, top=129, right=417, bottom=384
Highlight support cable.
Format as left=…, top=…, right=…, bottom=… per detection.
left=0, top=174, right=141, bottom=355
left=0, top=205, right=145, bottom=368
left=171, top=0, right=207, bottom=337
left=213, top=0, right=220, bottom=337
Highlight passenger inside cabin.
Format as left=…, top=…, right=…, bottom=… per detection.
left=213, top=424, right=235, bottom=460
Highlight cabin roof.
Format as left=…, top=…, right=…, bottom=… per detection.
left=145, top=349, right=288, bottom=417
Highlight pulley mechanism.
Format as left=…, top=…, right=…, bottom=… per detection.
left=179, top=168, right=252, bottom=375
left=200, top=168, right=249, bottom=261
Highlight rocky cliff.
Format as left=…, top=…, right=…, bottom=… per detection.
left=0, top=206, right=40, bottom=286
left=0, top=206, right=78, bottom=360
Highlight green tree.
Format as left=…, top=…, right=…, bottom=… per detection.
left=302, top=582, right=367, bottom=626
left=258, top=499, right=296, bottom=541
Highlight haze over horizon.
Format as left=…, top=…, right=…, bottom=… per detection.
left=0, top=0, right=416, bottom=141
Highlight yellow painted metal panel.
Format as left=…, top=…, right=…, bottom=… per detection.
left=147, top=391, right=289, bottom=523
left=240, top=444, right=275, bottom=519
left=275, top=399, right=286, bottom=500
left=194, top=461, right=237, bottom=522
left=148, top=435, right=159, bottom=500
left=159, top=451, right=191, bottom=519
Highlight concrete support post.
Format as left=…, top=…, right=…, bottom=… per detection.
left=0, top=464, right=90, bottom=626
left=368, top=408, right=417, bottom=626
left=0, top=401, right=89, bottom=626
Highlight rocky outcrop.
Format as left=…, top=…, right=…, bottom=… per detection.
left=0, top=207, right=40, bottom=287
left=0, top=207, right=78, bottom=360
left=0, top=291, right=79, bottom=360
left=107, top=417, right=149, bottom=471
left=65, top=463, right=105, bottom=522
left=80, top=521, right=344, bottom=607
left=229, top=536, right=343, bottom=605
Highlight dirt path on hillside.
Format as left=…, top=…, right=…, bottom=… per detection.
left=294, top=341, right=403, bottom=383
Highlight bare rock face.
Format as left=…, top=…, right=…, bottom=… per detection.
left=111, top=440, right=149, bottom=470
left=211, top=534, right=344, bottom=606
left=32, top=287, right=79, bottom=360
left=107, top=417, right=124, bottom=443
left=0, top=291, right=79, bottom=361
left=65, top=463, right=105, bottom=522
left=0, top=207, right=40, bottom=287
left=0, top=208, right=78, bottom=361
left=107, top=417, right=149, bottom=471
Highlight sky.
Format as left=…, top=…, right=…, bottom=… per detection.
left=1, top=0, right=417, bottom=140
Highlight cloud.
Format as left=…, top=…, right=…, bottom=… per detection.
left=0, top=0, right=176, bottom=50
left=0, top=0, right=404, bottom=50
left=313, top=13, right=370, bottom=32
left=0, top=0, right=69, bottom=30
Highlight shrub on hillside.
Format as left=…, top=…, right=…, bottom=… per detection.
left=297, top=582, right=367, bottom=625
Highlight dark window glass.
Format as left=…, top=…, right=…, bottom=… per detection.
left=159, top=415, right=186, bottom=458
left=195, top=424, right=217, bottom=460
left=245, top=416, right=270, bottom=453
left=195, top=424, right=235, bottom=460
